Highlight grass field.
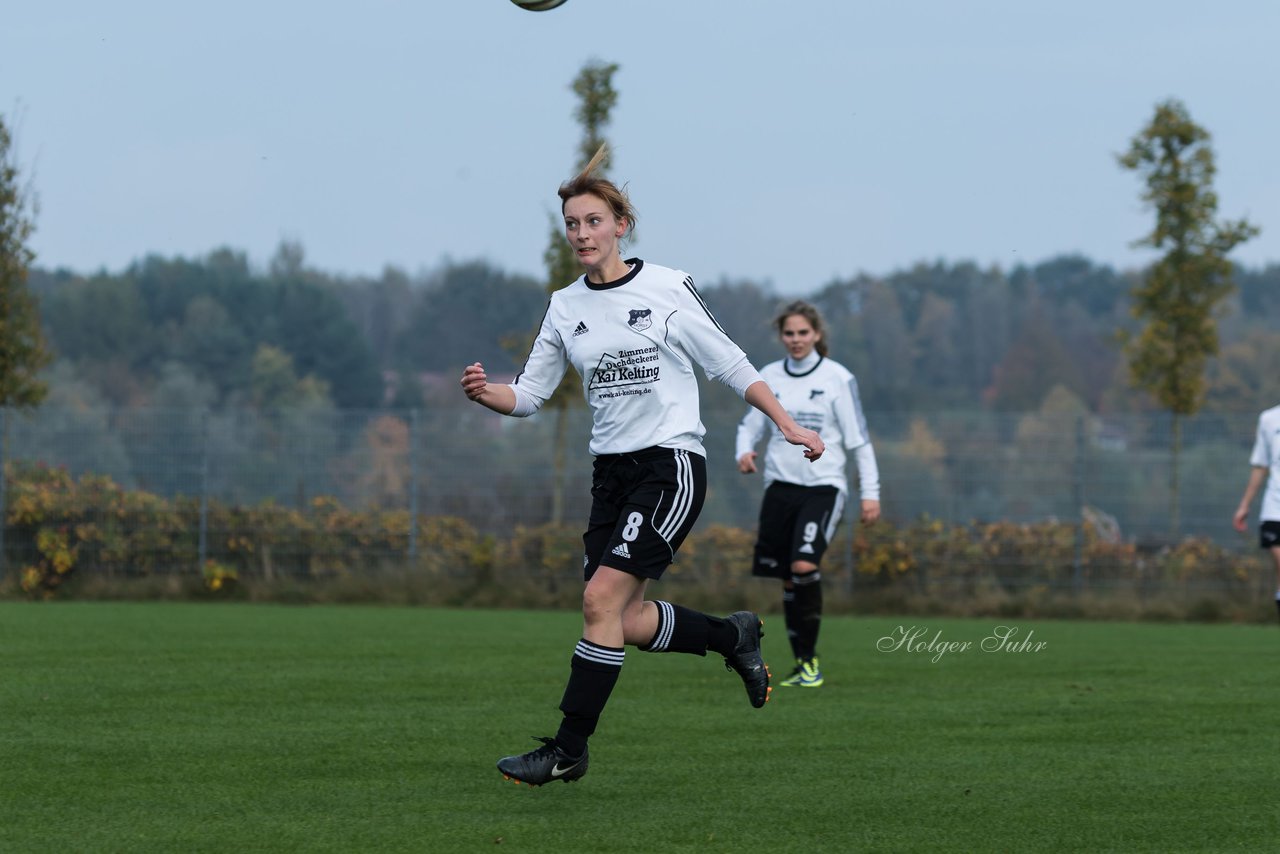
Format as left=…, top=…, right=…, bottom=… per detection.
left=2, top=602, right=1277, bottom=852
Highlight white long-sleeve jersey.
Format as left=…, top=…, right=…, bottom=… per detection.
left=511, top=259, right=757, bottom=457
left=735, top=352, right=880, bottom=500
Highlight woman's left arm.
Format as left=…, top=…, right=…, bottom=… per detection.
left=744, top=381, right=824, bottom=461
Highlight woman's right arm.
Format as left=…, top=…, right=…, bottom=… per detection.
left=735, top=405, right=769, bottom=473
left=460, top=362, right=517, bottom=415
left=1234, top=466, right=1268, bottom=532
left=460, top=298, right=568, bottom=417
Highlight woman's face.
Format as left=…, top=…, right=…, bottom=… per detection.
left=779, top=314, right=819, bottom=360
left=563, top=193, right=626, bottom=276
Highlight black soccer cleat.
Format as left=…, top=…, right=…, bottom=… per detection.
left=723, top=611, right=771, bottom=708
left=497, top=737, right=589, bottom=786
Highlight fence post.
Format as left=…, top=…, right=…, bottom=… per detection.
left=198, top=410, right=209, bottom=574
left=0, top=407, right=6, bottom=582
left=1073, top=414, right=1085, bottom=593
left=845, top=506, right=855, bottom=597
left=408, top=408, right=419, bottom=566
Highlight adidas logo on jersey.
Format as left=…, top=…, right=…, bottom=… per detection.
left=611, top=542, right=631, bottom=559
left=573, top=321, right=589, bottom=337
left=798, top=543, right=816, bottom=554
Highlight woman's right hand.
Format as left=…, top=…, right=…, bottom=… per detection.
left=737, top=452, right=758, bottom=474
left=460, top=362, right=488, bottom=402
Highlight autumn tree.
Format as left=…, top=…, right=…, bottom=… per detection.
left=0, top=113, right=53, bottom=576
left=537, top=59, right=622, bottom=525
left=0, top=114, right=51, bottom=412
left=1118, top=98, right=1259, bottom=536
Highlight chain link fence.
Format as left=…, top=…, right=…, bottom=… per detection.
left=0, top=397, right=1264, bottom=591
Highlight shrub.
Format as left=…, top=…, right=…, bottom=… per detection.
left=1, top=461, right=1267, bottom=621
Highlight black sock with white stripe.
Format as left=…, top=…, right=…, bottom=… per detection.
left=792, top=570, right=823, bottom=660
left=782, top=588, right=802, bottom=660
left=555, top=639, right=624, bottom=757
left=639, top=600, right=711, bottom=656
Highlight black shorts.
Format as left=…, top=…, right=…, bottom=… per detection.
left=1261, top=521, right=1280, bottom=550
left=751, top=482, right=844, bottom=579
left=582, top=447, right=707, bottom=581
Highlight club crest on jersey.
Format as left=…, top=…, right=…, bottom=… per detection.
left=627, top=308, right=652, bottom=331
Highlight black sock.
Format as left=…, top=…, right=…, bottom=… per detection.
left=640, top=601, right=711, bottom=656
left=706, top=615, right=738, bottom=658
left=782, top=588, right=802, bottom=660
left=792, top=570, right=823, bottom=660
left=555, top=639, right=623, bottom=756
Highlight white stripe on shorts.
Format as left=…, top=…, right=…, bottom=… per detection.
left=824, top=491, right=846, bottom=545
left=655, top=449, right=694, bottom=542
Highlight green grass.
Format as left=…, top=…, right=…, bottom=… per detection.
left=2, top=602, right=1278, bottom=852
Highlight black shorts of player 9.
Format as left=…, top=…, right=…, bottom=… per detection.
left=1261, top=520, right=1280, bottom=550
left=751, top=482, right=842, bottom=579
left=582, top=447, right=707, bottom=581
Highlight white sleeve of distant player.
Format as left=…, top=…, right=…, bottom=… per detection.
left=1250, top=417, right=1270, bottom=467
left=853, top=442, right=880, bottom=501
left=835, top=374, right=872, bottom=450
left=511, top=302, right=569, bottom=403
left=735, top=405, right=770, bottom=459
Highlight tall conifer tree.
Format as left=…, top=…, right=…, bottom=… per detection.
left=539, top=60, right=621, bottom=525
left=1118, top=99, right=1258, bottom=536
left=0, top=114, right=51, bottom=411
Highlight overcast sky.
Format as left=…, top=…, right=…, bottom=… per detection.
left=4, top=1, right=1278, bottom=294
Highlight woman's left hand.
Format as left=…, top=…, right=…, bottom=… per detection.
left=781, top=425, right=825, bottom=462
left=861, top=499, right=881, bottom=524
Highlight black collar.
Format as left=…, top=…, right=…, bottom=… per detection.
left=784, top=354, right=824, bottom=378
left=585, top=258, right=644, bottom=291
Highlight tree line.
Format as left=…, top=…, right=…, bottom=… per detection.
left=3, top=89, right=1275, bottom=545
left=20, top=245, right=1280, bottom=419
left=5, top=86, right=1277, bottom=424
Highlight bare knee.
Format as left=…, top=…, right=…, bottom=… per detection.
left=791, top=560, right=819, bottom=577
left=584, top=583, right=637, bottom=631
left=580, top=588, right=611, bottom=627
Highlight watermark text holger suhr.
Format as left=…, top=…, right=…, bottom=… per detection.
left=877, top=625, right=1047, bottom=663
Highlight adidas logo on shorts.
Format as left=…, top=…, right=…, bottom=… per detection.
left=611, top=542, right=631, bottom=559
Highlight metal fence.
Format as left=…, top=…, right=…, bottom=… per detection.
left=0, top=398, right=1264, bottom=586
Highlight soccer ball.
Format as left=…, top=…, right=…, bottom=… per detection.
left=510, top=0, right=568, bottom=10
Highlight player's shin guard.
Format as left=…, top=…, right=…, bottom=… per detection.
left=792, top=570, right=823, bottom=660
left=782, top=587, right=802, bottom=660
left=555, top=640, right=623, bottom=757
left=639, top=600, right=711, bottom=656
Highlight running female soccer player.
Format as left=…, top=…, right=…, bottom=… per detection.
left=459, top=146, right=824, bottom=786
left=735, top=300, right=880, bottom=687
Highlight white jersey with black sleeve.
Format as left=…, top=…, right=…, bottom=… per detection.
left=735, top=351, right=879, bottom=499
left=511, top=258, right=756, bottom=457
